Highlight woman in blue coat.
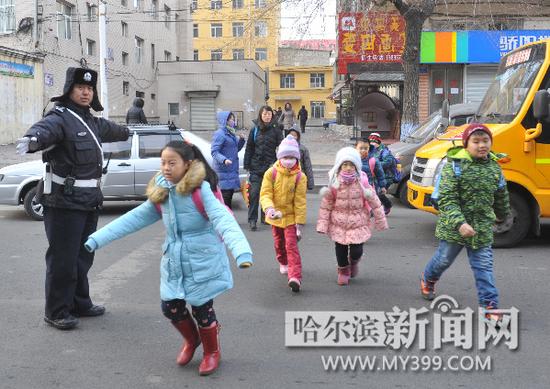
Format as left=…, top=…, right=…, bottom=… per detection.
left=84, top=141, right=253, bottom=376
left=211, top=111, right=246, bottom=209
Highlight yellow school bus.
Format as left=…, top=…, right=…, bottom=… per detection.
left=408, top=39, right=550, bottom=247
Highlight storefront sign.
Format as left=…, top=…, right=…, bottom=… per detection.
left=337, top=11, right=406, bottom=74
left=0, top=60, right=34, bottom=78
left=421, top=30, right=550, bottom=64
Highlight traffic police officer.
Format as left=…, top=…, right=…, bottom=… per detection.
left=16, top=67, right=130, bottom=330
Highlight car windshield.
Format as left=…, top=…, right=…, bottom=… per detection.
left=476, top=43, right=546, bottom=124
left=405, top=111, right=442, bottom=143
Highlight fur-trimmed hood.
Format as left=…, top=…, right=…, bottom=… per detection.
left=146, top=160, right=206, bottom=203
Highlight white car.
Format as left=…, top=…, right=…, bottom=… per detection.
left=0, top=125, right=245, bottom=220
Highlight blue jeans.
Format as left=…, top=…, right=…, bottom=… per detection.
left=423, top=240, right=499, bottom=308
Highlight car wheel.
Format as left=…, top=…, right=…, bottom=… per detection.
left=492, top=191, right=530, bottom=248
left=398, top=180, right=414, bottom=208
left=23, top=186, right=44, bottom=221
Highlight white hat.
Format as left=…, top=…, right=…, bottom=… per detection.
left=328, top=147, right=362, bottom=185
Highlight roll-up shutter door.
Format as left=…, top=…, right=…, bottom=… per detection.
left=465, top=65, right=498, bottom=105
left=190, top=97, right=216, bottom=131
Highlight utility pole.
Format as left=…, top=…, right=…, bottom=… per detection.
left=99, top=0, right=109, bottom=118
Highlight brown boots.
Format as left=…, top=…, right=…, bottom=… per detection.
left=337, top=266, right=351, bottom=285
left=172, top=319, right=220, bottom=376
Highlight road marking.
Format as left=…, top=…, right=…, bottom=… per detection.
left=90, top=237, right=163, bottom=302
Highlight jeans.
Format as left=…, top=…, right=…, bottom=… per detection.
left=272, top=225, right=302, bottom=281
left=423, top=240, right=498, bottom=308
left=247, top=173, right=264, bottom=223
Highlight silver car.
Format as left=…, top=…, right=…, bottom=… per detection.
left=0, top=125, right=244, bottom=220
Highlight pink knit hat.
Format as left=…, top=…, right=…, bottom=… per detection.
left=277, top=135, right=301, bottom=160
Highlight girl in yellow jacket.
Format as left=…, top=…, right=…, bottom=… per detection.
left=260, top=135, right=307, bottom=292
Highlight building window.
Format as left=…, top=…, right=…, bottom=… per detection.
left=123, top=81, right=129, bottom=96
left=169, top=103, right=179, bottom=116
left=151, top=93, right=156, bottom=101
left=86, top=2, right=97, bottom=22
left=232, top=22, right=244, bottom=37
left=86, top=39, right=96, bottom=56
left=233, top=49, right=244, bottom=60
left=191, top=0, right=197, bottom=12
left=310, top=73, right=325, bottom=88
left=193, top=24, right=199, bottom=37
left=311, top=101, right=325, bottom=118
left=135, top=36, right=144, bottom=64
left=121, top=0, right=128, bottom=7
left=193, top=50, right=199, bottom=61
left=255, top=0, right=266, bottom=8
left=211, top=49, right=222, bottom=60
left=136, top=91, right=145, bottom=98
left=255, top=48, right=267, bottom=61
left=133, top=0, right=142, bottom=10
left=151, top=0, right=159, bottom=19
left=164, top=50, right=172, bottom=61
left=280, top=73, right=295, bottom=88
left=121, top=21, right=128, bottom=37
left=56, top=1, right=73, bottom=40
left=164, top=5, right=171, bottom=29
left=122, top=51, right=129, bottom=65
left=254, top=21, right=267, bottom=37
left=233, top=0, right=243, bottom=8
left=0, top=0, right=15, bottom=34
left=151, top=44, right=155, bottom=68
left=211, top=23, right=222, bottom=38
left=211, top=0, right=222, bottom=9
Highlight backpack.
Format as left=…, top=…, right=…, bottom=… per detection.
left=381, top=148, right=402, bottom=184
left=154, top=185, right=233, bottom=220
left=430, top=159, right=463, bottom=211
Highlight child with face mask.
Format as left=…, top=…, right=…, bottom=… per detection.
left=260, top=135, right=307, bottom=292
left=316, top=147, right=388, bottom=285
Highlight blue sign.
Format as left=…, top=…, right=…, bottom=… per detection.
left=0, top=60, right=34, bottom=78
left=468, top=30, right=550, bottom=63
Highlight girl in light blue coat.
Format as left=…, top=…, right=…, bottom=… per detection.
left=84, top=140, right=253, bottom=376
left=211, top=111, right=245, bottom=209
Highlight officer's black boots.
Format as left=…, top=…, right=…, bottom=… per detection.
left=44, top=315, right=79, bottom=330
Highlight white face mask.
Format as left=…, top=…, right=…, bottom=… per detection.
left=280, top=158, right=297, bottom=169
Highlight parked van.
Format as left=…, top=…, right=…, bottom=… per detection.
left=408, top=39, right=550, bottom=247
left=388, top=103, right=478, bottom=206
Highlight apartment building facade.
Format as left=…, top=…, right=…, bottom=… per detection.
left=0, top=0, right=192, bottom=141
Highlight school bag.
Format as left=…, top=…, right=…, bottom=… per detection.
left=381, top=148, right=402, bottom=183
left=430, top=159, right=463, bottom=211
left=154, top=185, right=233, bottom=219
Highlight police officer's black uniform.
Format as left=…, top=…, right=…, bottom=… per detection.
left=23, top=68, right=129, bottom=329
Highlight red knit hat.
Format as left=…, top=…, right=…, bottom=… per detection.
left=368, top=132, right=382, bottom=144
left=461, top=123, right=492, bottom=147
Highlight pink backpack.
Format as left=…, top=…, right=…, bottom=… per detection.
left=154, top=186, right=233, bottom=220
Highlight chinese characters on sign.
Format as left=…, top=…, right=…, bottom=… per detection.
left=337, top=11, right=406, bottom=74
left=285, top=295, right=519, bottom=350
left=499, top=33, right=550, bottom=55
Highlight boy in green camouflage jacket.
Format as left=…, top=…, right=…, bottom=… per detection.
left=420, top=124, right=510, bottom=316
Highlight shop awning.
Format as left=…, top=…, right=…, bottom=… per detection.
left=353, top=71, right=404, bottom=82
left=272, top=96, right=301, bottom=101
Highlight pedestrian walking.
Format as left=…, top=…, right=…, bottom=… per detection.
left=367, top=132, right=394, bottom=214
left=15, top=67, right=130, bottom=330
left=278, top=102, right=296, bottom=134
left=287, top=128, right=315, bottom=190
left=355, top=138, right=389, bottom=214
left=84, top=140, right=253, bottom=376
left=126, top=97, right=148, bottom=124
left=260, top=135, right=307, bottom=292
left=297, top=105, right=308, bottom=133
left=211, top=111, right=245, bottom=209
left=316, top=147, right=388, bottom=285
left=420, top=124, right=510, bottom=323
left=243, top=106, right=284, bottom=231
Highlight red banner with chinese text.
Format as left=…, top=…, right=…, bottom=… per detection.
left=337, top=11, right=406, bottom=74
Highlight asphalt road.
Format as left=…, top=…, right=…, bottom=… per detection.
left=0, top=195, right=549, bottom=389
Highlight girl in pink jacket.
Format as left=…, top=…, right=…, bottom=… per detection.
left=316, top=147, right=388, bottom=285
